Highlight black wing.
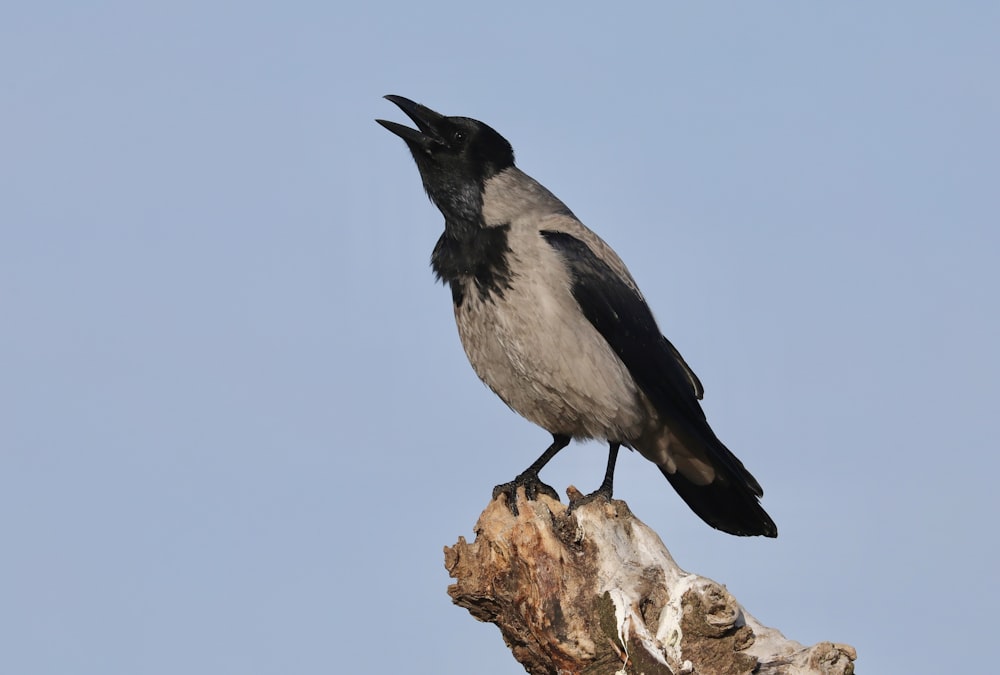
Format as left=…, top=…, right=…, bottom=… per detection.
left=541, top=230, right=709, bottom=429
left=542, top=230, right=776, bottom=536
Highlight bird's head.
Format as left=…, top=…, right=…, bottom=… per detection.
left=377, top=95, right=514, bottom=223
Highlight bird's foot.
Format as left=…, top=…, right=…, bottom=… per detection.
left=492, top=471, right=560, bottom=516
left=567, top=483, right=614, bottom=512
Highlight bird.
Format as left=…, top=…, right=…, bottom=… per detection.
left=376, top=95, right=777, bottom=537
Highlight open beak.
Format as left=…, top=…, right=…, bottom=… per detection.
left=376, top=95, right=448, bottom=152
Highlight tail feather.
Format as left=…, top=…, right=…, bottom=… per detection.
left=661, top=466, right=778, bottom=537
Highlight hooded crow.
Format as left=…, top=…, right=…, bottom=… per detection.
left=377, top=95, right=777, bottom=537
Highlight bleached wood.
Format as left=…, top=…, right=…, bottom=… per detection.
left=445, top=489, right=855, bottom=675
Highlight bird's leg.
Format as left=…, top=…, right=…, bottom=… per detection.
left=492, top=434, right=570, bottom=515
left=570, top=442, right=620, bottom=510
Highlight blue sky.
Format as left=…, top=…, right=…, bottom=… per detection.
left=2, top=2, right=997, bottom=673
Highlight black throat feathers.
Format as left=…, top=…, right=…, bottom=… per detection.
left=431, top=221, right=514, bottom=307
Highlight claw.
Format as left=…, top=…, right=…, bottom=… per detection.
left=492, top=472, right=560, bottom=515
left=567, top=484, right=613, bottom=513
left=569, top=442, right=619, bottom=513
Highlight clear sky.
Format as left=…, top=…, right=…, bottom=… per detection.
left=2, top=2, right=997, bottom=673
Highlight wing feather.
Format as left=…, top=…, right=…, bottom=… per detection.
left=540, top=229, right=764, bottom=497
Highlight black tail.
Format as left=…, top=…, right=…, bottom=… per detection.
left=661, top=466, right=778, bottom=537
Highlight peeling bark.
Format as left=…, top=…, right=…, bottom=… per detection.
left=445, top=489, right=855, bottom=675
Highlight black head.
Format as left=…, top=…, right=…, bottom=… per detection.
left=376, top=95, right=515, bottom=223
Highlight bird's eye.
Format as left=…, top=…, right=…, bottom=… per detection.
left=453, top=131, right=465, bottom=144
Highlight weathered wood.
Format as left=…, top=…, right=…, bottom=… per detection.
left=445, top=488, right=855, bottom=675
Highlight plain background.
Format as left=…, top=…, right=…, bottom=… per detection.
left=3, top=2, right=997, bottom=673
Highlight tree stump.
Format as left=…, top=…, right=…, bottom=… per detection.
left=445, top=488, right=856, bottom=675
